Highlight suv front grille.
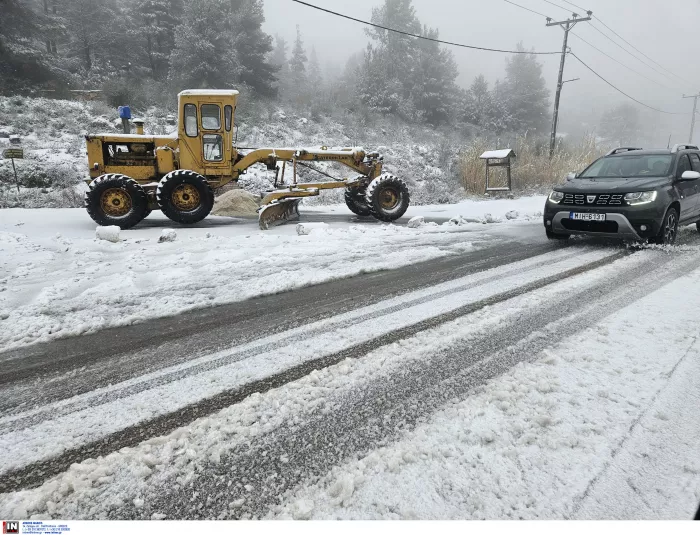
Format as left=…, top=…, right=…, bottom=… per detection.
left=562, top=193, right=624, bottom=206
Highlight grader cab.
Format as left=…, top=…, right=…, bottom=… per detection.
left=84, top=90, right=410, bottom=230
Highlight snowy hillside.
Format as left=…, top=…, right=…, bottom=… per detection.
left=0, top=95, right=465, bottom=209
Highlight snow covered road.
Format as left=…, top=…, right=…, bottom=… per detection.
left=2, top=201, right=700, bottom=520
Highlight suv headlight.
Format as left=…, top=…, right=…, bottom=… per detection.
left=549, top=191, right=564, bottom=203
left=624, top=191, right=657, bottom=205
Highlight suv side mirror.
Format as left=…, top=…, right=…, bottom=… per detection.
left=566, top=172, right=577, bottom=179
left=680, top=170, right=700, bottom=181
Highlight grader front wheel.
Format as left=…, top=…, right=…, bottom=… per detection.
left=85, top=173, right=149, bottom=229
left=365, top=174, right=410, bottom=222
left=344, top=187, right=371, bottom=216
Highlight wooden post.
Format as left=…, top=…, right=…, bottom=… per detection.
left=11, top=158, right=19, bottom=193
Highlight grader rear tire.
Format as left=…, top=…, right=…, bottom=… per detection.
left=84, top=173, right=149, bottom=229
left=156, top=170, right=214, bottom=225
left=344, top=187, right=371, bottom=216
left=365, top=174, right=410, bottom=222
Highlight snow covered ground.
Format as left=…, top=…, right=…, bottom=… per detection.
left=270, top=261, right=700, bottom=520
left=3, top=197, right=700, bottom=521
left=2, top=239, right=700, bottom=519
left=0, top=196, right=544, bottom=352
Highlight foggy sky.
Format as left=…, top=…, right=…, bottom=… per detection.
left=263, top=0, right=700, bottom=144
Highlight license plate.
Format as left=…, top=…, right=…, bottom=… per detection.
left=570, top=212, right=606, bottom=222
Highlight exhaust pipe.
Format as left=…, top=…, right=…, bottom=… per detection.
left=133, top=119, right=145, bottom=135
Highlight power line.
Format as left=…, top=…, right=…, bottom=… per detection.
left=593, top=16, right=694, bottom=86
left=587, top=22, right=670, bottom=80
left=569, top=32, right=679, bottom=92
left=503, top=0, right=551, bottom=19
left=558, top=0, right=589, bottom=11
left=569, top=52, right=684, bottom=115
left=292, top=0, right=561, bottom=54
left=550, top=0, right=695, bottom=89
left=540, top=0, right=572, bottom=14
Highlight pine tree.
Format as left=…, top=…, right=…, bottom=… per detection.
left=129, top=0, right=183, bottom=80
left=499, top=43, right=550, bottom=134
left=169, top=0, right=237, bottom=89
left=411, top=25, right=458, bottom=125
left=0, top=0, right=62, bottom=92
left=270, top=34, right=289, bottom=97
left=229, top=0, right=277, bottom=96
left=357, top=0, right=420, bottom=117
left=289, top=25, right=307, bottom=103
left=62, top=0, right=124, bottom=72
left=308, top=46, right=322, bottom=96
left=463, top=75, right=491, bottom=126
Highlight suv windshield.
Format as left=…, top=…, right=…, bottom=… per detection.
left=580, top=154, right=673, bottom=178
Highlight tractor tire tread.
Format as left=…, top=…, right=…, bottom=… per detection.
left=84, top=173, right=148, bottom=229
left=156, top=170, right=214, bottom=225
left=365, top=173, right=410, bottom=222
left=344, top=187, right=371, bottom=216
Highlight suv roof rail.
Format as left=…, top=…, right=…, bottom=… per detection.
left=605, top=147, right=643, bottom=156
left=670, top=144, right=699, bottom=153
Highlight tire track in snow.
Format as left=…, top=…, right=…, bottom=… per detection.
left=0, top=246, right=586, bottom=428
left=1, top=249, right=625, bottom=492
left=122, top=249, right=698, bottom=520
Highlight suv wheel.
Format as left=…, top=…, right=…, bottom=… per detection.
left=651, top=207, right=679, bottom=245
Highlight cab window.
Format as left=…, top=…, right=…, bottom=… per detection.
left=201, top=104, right=221, bottom=130
left=224, top=105, right=232, bottom=131
left=184, top=104, right=198, bottom=137
left=203, top=134, right=223, bottom=161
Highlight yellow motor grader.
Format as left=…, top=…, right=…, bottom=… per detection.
left=83, top=90, right=410, bottom=230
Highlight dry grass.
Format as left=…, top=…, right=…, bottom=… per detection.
left=459, top=135, right=606, bottom=195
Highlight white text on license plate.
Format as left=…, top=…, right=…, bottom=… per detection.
left=570, top=212, right=606, bottom=222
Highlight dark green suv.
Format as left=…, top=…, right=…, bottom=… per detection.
left=544, top=145, right=700, bottom=245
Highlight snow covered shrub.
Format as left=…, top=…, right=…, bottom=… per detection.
left=459, top=135, right=605, bottom=195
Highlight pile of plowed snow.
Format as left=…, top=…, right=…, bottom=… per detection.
left=212, top=189, right=259, bottom=217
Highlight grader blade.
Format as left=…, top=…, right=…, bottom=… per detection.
left=258, top=199, right=302, bottom=230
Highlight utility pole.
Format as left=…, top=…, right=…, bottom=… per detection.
left=683, top=93, right=700, bottom=144
left=547, top=12, right=592, bottom=158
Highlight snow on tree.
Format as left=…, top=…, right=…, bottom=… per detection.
left=270, top=35, right=290, bottom=98
left=128, top=0, right=183, bottom=80
left=498, top=43, right=550, bottom=135
left=308, top=47, right=322, bottom=89
left=229, top=0, right=277, bottom=97
left=0, top=0, right=65, bottom=92
left=411, top=25, right=459, bottom=126
left=357, top=0, right=456, bottom=124
left=169, top=0, right=237, bottom=89
left=62, top=0, right=125, bottom=72
left=289, top=25, right=308, bottom=104
left=462, top=75, right=492, bottom=126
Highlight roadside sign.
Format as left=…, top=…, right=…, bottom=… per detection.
left=2, top=147, right=23, bottom=193
left=2, top=148, right=23, bottom=159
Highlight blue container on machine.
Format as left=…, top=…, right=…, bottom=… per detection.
left=118, top=106, right=132, bottom=120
